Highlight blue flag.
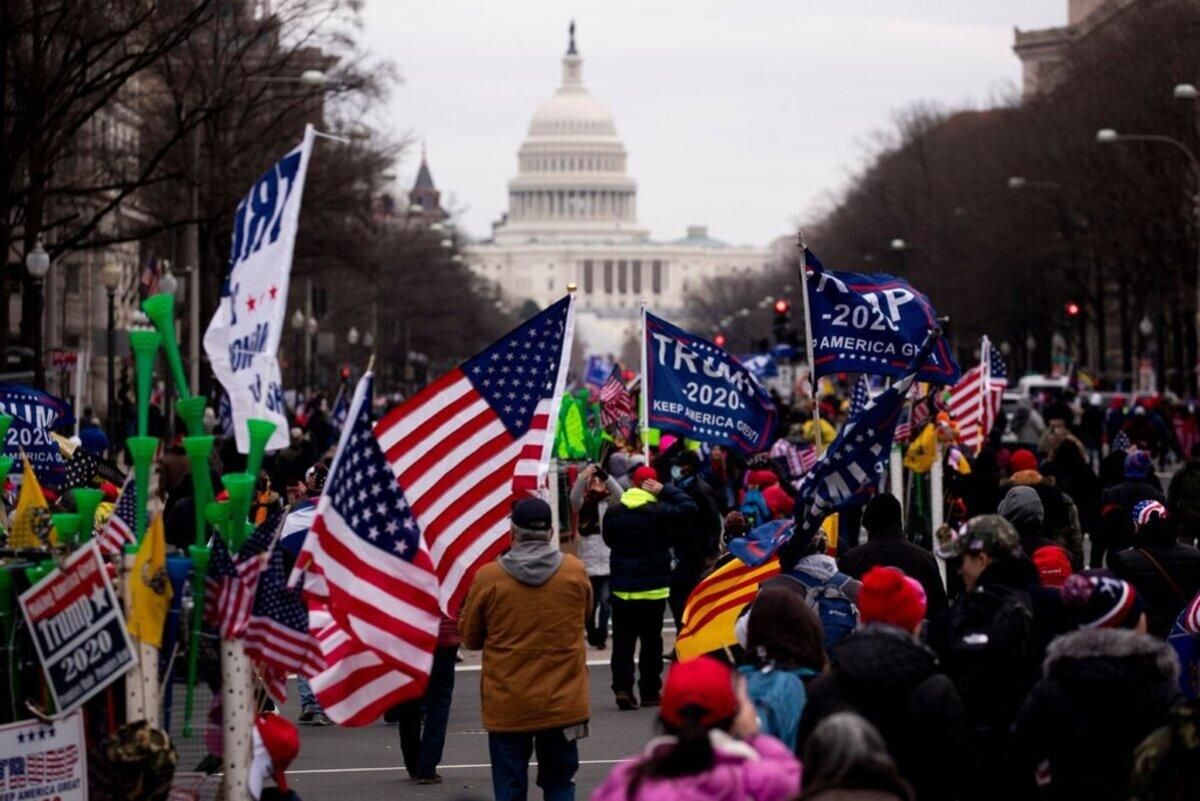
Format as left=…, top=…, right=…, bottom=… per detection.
left=583, top=355, right=613, bottom=390
left=0, top=383, right=74, bottom=487
left=729, top=519, right=795, bottom=567
left=793, top=333, right=936, bottom=540
left=645, top=312, right=777, bottom=455
left=805, top=250, right=959, bottom=385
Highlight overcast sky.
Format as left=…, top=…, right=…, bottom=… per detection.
left=359, top=1, right=1065, bottom=247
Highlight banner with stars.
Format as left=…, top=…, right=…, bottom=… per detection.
left=645, top=311, right=777, bottom=455
left=17, top=542, right=136, bottom=715
left=0, top=711, right=86, bottom=800
left=805, top=249, right=960, bottom=385
left=204, top=124, right=315, bottom=453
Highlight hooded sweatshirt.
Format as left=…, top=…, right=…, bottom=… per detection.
left=499, top=538, right=564, bottom=586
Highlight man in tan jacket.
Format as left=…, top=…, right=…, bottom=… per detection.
left=460, top=498, right=592, bottom=801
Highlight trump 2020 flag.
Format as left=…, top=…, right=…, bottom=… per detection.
left=204, top=124, right=315, bottom=454
left=645, top=311, right=777, bottom=456
left=805, top=249, right=959, bottom=385
left=792, top=332, right=937, bottom=541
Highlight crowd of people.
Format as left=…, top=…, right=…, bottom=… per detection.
left=457, top=386, right=1200, bottom=801
left=16, top=382, right=1200, bottom=800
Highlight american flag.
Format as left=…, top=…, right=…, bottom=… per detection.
left=948, top=336, right=1008, bottom=454
left=298, top=373, right=441, bottom=724
left=97, top=474, right=136, bottom=555
left=61, top=445, right=122, bottom=492
left=599, top=368, right=635, bottom=432
left=204, top=508, right=280, bottom=639
left=374, top=296, right=575, bottom=616
left=848, top=375, right=871, bottom=419
left=244, top=543, right=323, bottom=702
left=24, top=746, right=77, bottom=783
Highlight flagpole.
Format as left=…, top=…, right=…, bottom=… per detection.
left=640, top=299, right=650, bottom=461
left=796, top=230, right=822, bottom=450
left=977, top=335, right=989, bottom=455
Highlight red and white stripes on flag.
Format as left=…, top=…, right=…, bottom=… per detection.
left=296, top=372, right=442, bottom=721
left=373, top=296, right=575, bottom=617
left=948, top=336, right=1007, bottom=453
left=97, top=474, right=136, bottom=555
left=599, top=370, right=635, bottom=431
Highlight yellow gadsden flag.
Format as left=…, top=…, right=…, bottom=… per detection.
left=10, top=460, right=51, bottom=548
left=127, top=515, right=173, bottom=647
left=674, top=556, right=781, bottom=660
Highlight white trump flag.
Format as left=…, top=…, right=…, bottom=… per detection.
left=204, top=124, right=314, bottom=453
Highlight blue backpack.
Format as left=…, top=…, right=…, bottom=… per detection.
left=740, top=489, right=772, bottom=530
left=737, top=664, right=813, bottom=750
left=781, top=571, right=858, bottom=655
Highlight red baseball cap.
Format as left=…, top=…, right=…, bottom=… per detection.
left=858, top=566, right=927, bottom=633
left=660, top=655, right=739, bottom=729
left=632, top=466, right=658, bottom=486
left=1032, top=546, right=1073, bottom=588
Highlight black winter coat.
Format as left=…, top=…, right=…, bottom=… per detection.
left=602, top=485, right=697, bottom=593
left=797, top=624, right=975, bottom=801
left=675, top=476, right=722, bottom=576
left=838, top=531, right=948, bottom=617
left=1109, top=540, right=1200, bottom=637
left=1094, top=480, right=1166, bottom=568
left=1013, top=628, right=1182, bottom=801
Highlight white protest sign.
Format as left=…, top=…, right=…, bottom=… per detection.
left=0, top=711, right=87, bottom=801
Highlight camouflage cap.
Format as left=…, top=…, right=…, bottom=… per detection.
left=105, top=720, right=178, bottom=801
left=934, top=514, right=1022, bottom=560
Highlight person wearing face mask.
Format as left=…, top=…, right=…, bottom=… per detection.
left=667, top=451, right=722, bottom=631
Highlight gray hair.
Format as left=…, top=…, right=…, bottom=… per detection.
left=800, top=713, right=912, bottom=800
left=511, top=522, right=553, bottom=543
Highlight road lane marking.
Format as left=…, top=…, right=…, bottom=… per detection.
left=291, top=758, right=625, bottom=775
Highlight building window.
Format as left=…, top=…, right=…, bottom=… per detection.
left=603, top=260, right=613, bottom=294
left=652, top=260, right=663, bottom=294
left=617, top=260, right=627, bottom=294
left=64, top=264, right=81, bottom=295
left=583, top=260, right=593, bottom=293
left=631, top=260, right=642, bottom=294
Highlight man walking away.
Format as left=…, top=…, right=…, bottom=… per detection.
left=460, top=498, right=591, bottom=801
left=667, top=450, right=722, bottom=630
left=603, top=465, right=697, bottom=710
left=395, top=614, right=459, bottom=783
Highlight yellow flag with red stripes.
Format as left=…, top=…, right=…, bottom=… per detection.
left=674, top=555, right=781, bottom=660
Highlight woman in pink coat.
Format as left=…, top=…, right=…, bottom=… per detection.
left=591, top=656, right=801, bottom=801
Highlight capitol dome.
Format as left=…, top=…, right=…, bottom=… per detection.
left=493, top=24, right=646, bottom=245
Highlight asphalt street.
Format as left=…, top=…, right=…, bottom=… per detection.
left=286, top=632, right=679, bottom=801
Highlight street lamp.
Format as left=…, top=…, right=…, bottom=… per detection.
left=890, top=238, right=907, bottom=251
left=347, top=326, right=360, bottom=345
left=439, top=238, right=454, bottom=249
left=1174, top=83, right=1198, bottom=100
left=1096, top=123, right=1200, bottom=393
left=363, top=331, right=374, bottom=348
left=102, top=262, right=123, bottom=442
left=25, top=238, right=50, bottom=390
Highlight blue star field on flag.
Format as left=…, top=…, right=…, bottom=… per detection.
left=463, top=296, right=570, bottom=438
left=848, top=375, right=872, bottom=420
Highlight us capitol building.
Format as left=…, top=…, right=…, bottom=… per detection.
left=465, top=26, right=779, bottom=354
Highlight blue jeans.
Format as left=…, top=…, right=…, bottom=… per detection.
left=488, top=728, right=579, bottom=801
left=297, top=676, right=321, bottom=712
left=397, top=645, right=458, bottom=778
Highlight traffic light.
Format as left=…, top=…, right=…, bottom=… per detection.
left=1065, top=301, right=1080, bottom=317
left=773, top=299, right=791, bottom=343
left=714, top=332, right=727, bottom=348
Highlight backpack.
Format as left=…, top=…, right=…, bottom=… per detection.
left=938, top=585, right=1037, bottom=736
left=780, top=571, right=858, bottom=655
left=740, top=489, right=772, bottom=529
left=737, top=664, right=812, bottom=750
